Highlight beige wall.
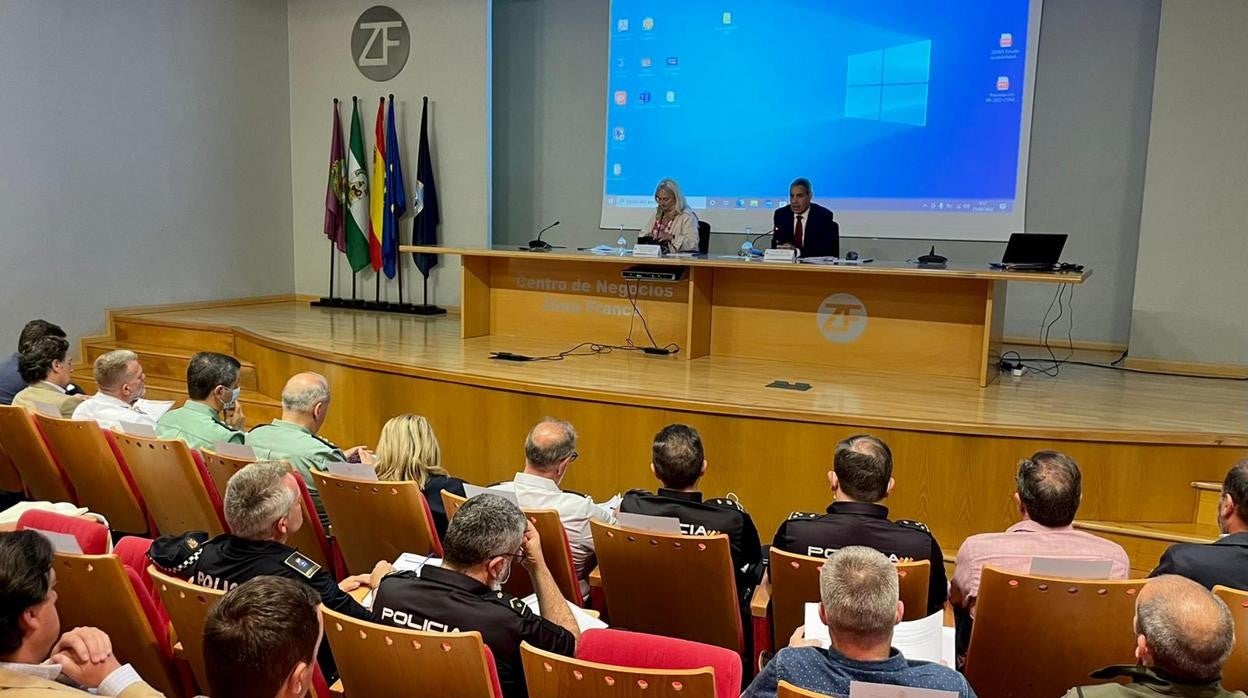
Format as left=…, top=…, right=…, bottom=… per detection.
left=1130, top=0, right=1248, bottom=366
left=287, top=0, right=491, bottom=306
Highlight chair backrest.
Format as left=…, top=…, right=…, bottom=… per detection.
left=53, top=551, right=184, bottom=697
left=149, top=566, right=225, bottom=692
left=777, top=681, right=834, bottom=697
left=965, top=566, right=1145, bottom=698
left=768, top=548, right=930, bottom=650
left=199, top=448, right=253, bottom=499
left=697, top=220, right=711, bottom=254
left=310, top=469, right=442, bottom=574
left=33, top=415, right=151, bottom=534
left=113, top=432, right=226, bottom=536
left=441, top=488, right=468, bottom=519
left=321, top=604, right=503, bottom=698
left=523, top=641, right=716, bottom=698
left=577, top=628, right=742, bottom=698
left=0, top=405, right=75, bottom=501
left=1214, top=585, right=1248, bottom=691
left=16, top=510, right=110, bottom=554
left=590, top=519, right=743, bottom=654
left=0, top=427, right=22, bottom=492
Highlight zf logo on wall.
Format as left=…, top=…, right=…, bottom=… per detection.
left=352, top=6, right=410, bottom=82
left=816, top=293, right=868, bottom=343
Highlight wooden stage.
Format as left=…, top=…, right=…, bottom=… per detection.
left=77, top=297, right=1248, bottom=567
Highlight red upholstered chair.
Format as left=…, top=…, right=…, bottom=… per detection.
left=112, top=433, right=226, bottom=536
left=577, top=628, right=743, bottom=698
left=0, top=405, right=75, bottom=502
left=16, top=510, right=110, bottom=554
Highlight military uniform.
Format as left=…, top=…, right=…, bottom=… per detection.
left=620, top=488, right=764, bottom=596
left=371, top=566, right=576, bottom=698
left=246, top=419, right=345, bottom=527
left=1064, top=665, right=1247, bottom=697
left=185, top=533, right=369, bottom=681
left=772, top=501, right=948, bottom=616
left=155, top=400, right=243, bottom=450
left=1151, top=532, right=1248, bottom=591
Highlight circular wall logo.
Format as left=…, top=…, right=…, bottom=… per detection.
left=351, top=6, right=410, bottom=82
left=816, top=293, right=869, bottom=343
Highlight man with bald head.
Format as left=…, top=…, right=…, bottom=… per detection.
left=1065, top=575, right=1245, bottom=697
left=246, top=372, right=373, bottom=527
left=490, top=418, right=616, bottom=595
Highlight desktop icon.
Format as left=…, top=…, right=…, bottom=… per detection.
left=996, top=76, right=1010, bottom=90
left=722, top=12, right=732, bottom=25
left=666, top=56, right=679, bottom=66
left=665, top=90, right=676, bottom=103
left=999, top=33, right=1013, bottom=48
left=764, top=200, right=774, bottom=209
left=615, top=58, right=625, bottom=69
left=617, top=18, right=629, bottom=32
left=639, top=91, right=652, bottom=104
left=640, top=56, right=652, bottom=68
left=612, top=127, right=626, bottom=141
left=614, top=90, right=628, bottom=105
left=613, top=163, right=623, bottom=176
left=749, top=199, right=760, bottom=208
left=642, top=17, right=655, bottom=31
left=736, top=198, right=746, bottom=208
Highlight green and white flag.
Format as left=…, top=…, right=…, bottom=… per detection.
left=344, top=98, right=372, bottom=272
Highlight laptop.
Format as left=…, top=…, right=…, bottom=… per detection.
left=991, top=233, right=1067, bottom=271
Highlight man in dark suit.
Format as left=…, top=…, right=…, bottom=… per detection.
left=772, top=177, right=839, bottom=258
left=1151, top=459, right=1248, bottom=590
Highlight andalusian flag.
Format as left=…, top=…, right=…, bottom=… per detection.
left=368, top=98, right=386, bottom=272
left=344, top=98, right=371, bottom=273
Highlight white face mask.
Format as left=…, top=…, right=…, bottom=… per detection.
left=222, top=386, right=241, bottom=408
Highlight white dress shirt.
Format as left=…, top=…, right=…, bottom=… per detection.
left=0, top=660, right=144, bottom=695
left=71, top=393, right=156, bottom=431
left=490, top=472, right=617, bottom=587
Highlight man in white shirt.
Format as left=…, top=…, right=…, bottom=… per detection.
left=71, top=349, right=155, bottom=430
left=490, top=418, right=616, bottom=593
left=0, top=530, right=163, bottom=696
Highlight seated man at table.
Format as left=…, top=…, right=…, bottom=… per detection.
left=12, top=336, right=85, bottom=418
left=620, top=423, right=763, bottom=599
left=772, top=434, right=947, bottom=617
left=370, top=494, right=579, bottom=698
left=1151, top=459, right=1248, bottom=590
left=772, top=177, right=838, bottom=258
left=0, top=530, right=163, bottom=696
left=72, top=349, right=155, bottom=430
left=1064, top=575, right=1244, bottom=698
left=743, top=546, right=974, bottom=698
left=156, top=351, right=247, bottom=450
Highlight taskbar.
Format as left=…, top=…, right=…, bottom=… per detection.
left=605, top=195, right=1015, bottom=214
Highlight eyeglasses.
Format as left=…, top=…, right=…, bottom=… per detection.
left=567, top=451, right=579, bottom=463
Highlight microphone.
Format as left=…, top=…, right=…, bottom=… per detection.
left=737, top=228, right=776, bottom=257
left=528, top=220, right=561, bottom=251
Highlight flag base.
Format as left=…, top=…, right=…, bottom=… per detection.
left=308, top=299, right=446, bottom=316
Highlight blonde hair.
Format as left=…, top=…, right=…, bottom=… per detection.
left=655, top=178, right=692, bottom=214
left=373, top=414, right=447, bottom=488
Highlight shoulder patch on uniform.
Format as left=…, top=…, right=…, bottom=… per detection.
left=896, top=519, right=931, bottom=533
left=310, top=432, right=341, bottom=451
left=707, top=497, right=744, bottom=512
left=283, top=551, right=322, bottom=579
left=788, top=511, right=819, bottom=520
left=489, top=592, right=533, bottom=617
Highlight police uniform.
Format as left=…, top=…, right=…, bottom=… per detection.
left=620, top=488, right=764, bottom=596
left=371, top=567, right=576, bottom=698
left=155, top=400, right=243, bottom=450
left=1151, top=531, right=1248, bottom=591
left=772, top=501, right=948, bottom=616
left=246, top=418, right=345, bottom=527
left=186, top=533, right=370, bottom=681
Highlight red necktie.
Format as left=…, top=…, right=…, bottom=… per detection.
left=794, top=214, right=804, bottom=248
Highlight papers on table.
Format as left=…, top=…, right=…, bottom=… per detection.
left=465, top=483, right=519, bottom=505
left=1029, top=557, right=1115, bottom=579
left=325, top=460, right=379, bottom=481
left=117, top=420, right=157, bottom=437
left=850, top=681, right=958, bottom=698
left=616, top=511, right=682, bottom=534
left=804, top=603, right=952, bottom=666
left=521, top=593, right=608, bottom=633
left=211, top=441, right=255, bottom=459
left=134, top=399, right=175, bottom=421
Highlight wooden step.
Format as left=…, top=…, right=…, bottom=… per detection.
left=1074, top=520, right=1219, bottom=576
left=113, top=317, right=235, bottom=355
left=1192, top=481, right=1224, bottom=528
left=82, top=340, right=259, bottom=391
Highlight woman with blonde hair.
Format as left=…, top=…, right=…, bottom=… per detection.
left=373, top=414, right=467, bottom=538
left=640, top=178, right=699, bottom=252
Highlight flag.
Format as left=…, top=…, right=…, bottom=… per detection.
left=413, top=96, right=440, bottom=277
left=368, top=98, right=386, bottom=272
left=344, top=98, right=371, bottom=273
left=383, top=95, right=407, bottom=279
left=322, top=100, right=346, bottom=252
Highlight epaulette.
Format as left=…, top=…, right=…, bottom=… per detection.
left=211, top=416, right=242, bottom=433
left=486, top=590, right=534, bottom=618
left=896, top=519, right=932, bottom=534
left=283, top=551, right=323, bottom=579
left=309, top=431, right=341, bottom=451
left=707, top=497, right=744, bottom=513
left=787, top=511, right=820, bottom=521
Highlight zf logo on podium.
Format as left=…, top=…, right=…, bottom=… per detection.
left=816, top=293, right=868, bottom=343
left=352, top=6, right=410, bottom=82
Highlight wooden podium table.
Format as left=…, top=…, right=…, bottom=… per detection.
left=402, top=245, right=1089, bottom=387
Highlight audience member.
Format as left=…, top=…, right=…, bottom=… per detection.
left=246, top=372, right=373, bottom=527
left=154, top=460, right=388, bottom=682
left=372, top=413, right=467, bottom=539
left=1063, top=575, right=1245, bottom=697
left=951, top=451, right=1129, bottom=662
left=371, top=493, right=579, bottom=698
left=490, top=418, right=616, bottom=593
left=0, top=530, right=162, bottom=696
left=203, top=576, right=322, bottom=698
left=0, top=320, right=73, bottom=406
left=772, top=434, right=947, bottom=615
left=155, top=351, right=246, bottom=450
left=12, top=336, right=85, bottom=418
left=743, top=546, right=974, bottom=698
left=620, top=423, right=763, bottom=597
left=1152, top=459, right=1248, bottom=590
left=72, top=349, right=154, bottom=430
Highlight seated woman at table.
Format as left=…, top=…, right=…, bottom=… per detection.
left=373, top=413, right=467, bottom=539
left=640, top=178, right=700, bottom=253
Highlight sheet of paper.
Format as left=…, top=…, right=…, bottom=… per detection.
left=804, top=604, right=947, bottom=665
left=31, top=401, right=61, bottom=417
left=118, top=420, right=157, bottom=437
left=1029, top=557, right=1114, bottom=579
left=362, top=553, right=444, bottom=608
left=33, top=529, right=83, bottom=555
left=324, top=460, right=378, bottom=481
left=211, top=441, right=255, bottom=459
left=601, top=493, right=624, bottom=512
left=521, top=593, right=608, bottom=632
left=850, top=681, right=958, bottom=698
left=616, top=511, right=682, bottom=533
left=134, top=399, right=175, bottom=420
left=466, top=483, right=519, bottom=505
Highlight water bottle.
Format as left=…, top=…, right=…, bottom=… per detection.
left=740, top=226, right=755, bottom=257
left=616, top=225, right=628, bottom=254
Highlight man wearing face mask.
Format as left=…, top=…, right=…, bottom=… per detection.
left=72, top=349, right=154, bottom=430
left=370, top=494, right=579, bottom=698
left=156, top=352, right=246, bottom=449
